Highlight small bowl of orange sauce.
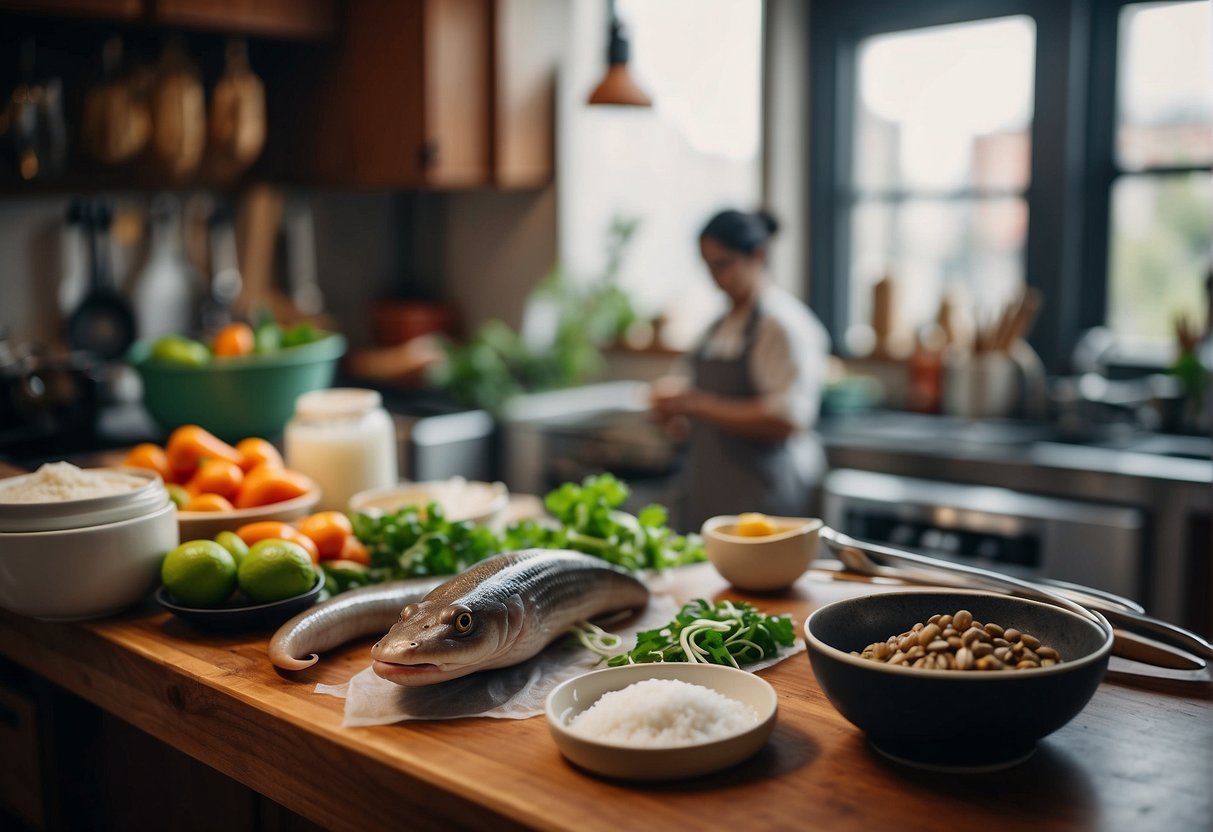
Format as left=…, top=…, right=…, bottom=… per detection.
left=701, top=513, right=822, bottom=592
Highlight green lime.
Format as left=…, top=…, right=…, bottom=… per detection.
left=161, top=540, right=237, bottom=608
left=150, top=334, right=211, bottom=367
left=238, top=539, right=317, bottom=604
left=165, top=483, right=190, bottom=509
left=214, top=531, right=250, bottom=566
left=254, top=321, right=282, bottom=354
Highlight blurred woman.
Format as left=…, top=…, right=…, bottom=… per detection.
left=651, top=208, right=830, bottom=531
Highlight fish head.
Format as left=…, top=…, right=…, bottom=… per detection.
left=370, top=592, right=526, bottom=686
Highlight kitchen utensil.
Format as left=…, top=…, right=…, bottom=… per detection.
left=202, top=205, right=244, bottom=330
left=1, top=39, right=68, bottom=181
left=805, top=589, right=1112, bottom=771
left=820, top=525, right=1213, bottom=668
left=208, top=38, right=266, bottom=180
left=80, top=36, right=151, bottom=165
left=66, top=200, right=137, bottom=361
left=234, top=185, right=285, bottom=321
left=130, top=195, right=198, bottom=341
left=281, top=196, right=323, bottom=317
left=150, top=39, right=205, bottom=180
left=57, top=199, right=89, bottom=317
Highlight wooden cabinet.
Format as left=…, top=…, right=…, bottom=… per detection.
left=307, top=0, right=563, bottom=189
left=0, top=0, right=334, bottom=37
left=151, top=0, right=336, bottom=41
left=0, top=0, right=142, bottom=21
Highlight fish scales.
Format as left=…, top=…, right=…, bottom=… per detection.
left=370, top=549, right=649, bottom=686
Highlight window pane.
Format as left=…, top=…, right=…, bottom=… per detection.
left=849, top=197, right=1027, bottom=338
left=559, top=0, right=764, bottom=352
left=855, top=17, right=1035, bottom=192
left=1117, top=1, right=1213, bottom=171
left=1107, top=172, right=1212, bottom=347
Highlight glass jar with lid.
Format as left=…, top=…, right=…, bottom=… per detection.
left=284, top=388, right=398, bottom=512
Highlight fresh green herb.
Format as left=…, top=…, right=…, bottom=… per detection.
left=351, top=501, right=503, bottom=580
left=348, top=473, right=704, bottom=586
left=591, top=599, right=797, bottom=669
left=503, top=473, right=705, bottom=571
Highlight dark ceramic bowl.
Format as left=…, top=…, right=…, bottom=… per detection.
left=804, top=589, right=1113, bottom=772
left=155, top=571, right=325, bottom=633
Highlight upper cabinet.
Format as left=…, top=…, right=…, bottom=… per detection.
left=0, top=0, right=560, bottom=191
left=150, top=0, right=336, bottom=41
left=0, top=0, right=335, bottom=38
left=306, top=0, right=562, bottom=189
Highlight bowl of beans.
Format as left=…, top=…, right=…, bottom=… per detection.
left=804, top=589, right=1113, bottom=772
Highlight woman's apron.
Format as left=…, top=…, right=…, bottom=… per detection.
left=683, top=308, right=810, bottom=532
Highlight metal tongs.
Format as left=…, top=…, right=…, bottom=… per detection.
left=819, top=526, right=1212, bottom=671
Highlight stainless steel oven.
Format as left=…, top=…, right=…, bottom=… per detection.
left=821, top=468, right=1146, bottom=601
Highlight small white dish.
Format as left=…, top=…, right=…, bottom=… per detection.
left=702, top=515, right=822, bottom=592
left=545, top=662, right=778, bottom=781
left=348, top=478, right=509, bottom=526
left=176, top=487, right=320, bottom=542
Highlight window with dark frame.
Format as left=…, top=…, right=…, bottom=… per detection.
left=807, top=0, right=1212, bottom=373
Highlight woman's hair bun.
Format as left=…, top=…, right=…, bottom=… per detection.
left=700, top=207, right=780, bottom=254
left=755, top=209, right=780, bottom=236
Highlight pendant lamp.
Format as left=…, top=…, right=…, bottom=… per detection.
left=587, top=0, right=652, bottom=107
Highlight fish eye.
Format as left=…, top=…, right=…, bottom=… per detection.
left=454, top=611, right=473, bottom=633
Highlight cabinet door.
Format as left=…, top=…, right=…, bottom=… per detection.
left=493, top=0, right=563, bottom=188
left=151, top=0, right=335, bottom=39
left=422, top=0, right=492, bottom=188
left=0, top=0, right=142, bottom=20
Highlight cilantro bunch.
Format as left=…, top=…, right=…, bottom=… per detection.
left=345, top=473, right=705, bottom=590
left=502, top=473, right=705, bottom=571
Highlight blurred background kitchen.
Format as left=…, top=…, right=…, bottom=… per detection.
left=0, top=0, right=1209, bottom=635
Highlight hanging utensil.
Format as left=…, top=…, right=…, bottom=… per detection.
left=150, top=38, right=205, bottom=180
left=65, top=200, right=136, bottom=361
left=208, top=38, right=266, bottom=180
left=80, top=36, right=151, bottom=166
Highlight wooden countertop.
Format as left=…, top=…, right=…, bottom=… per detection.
left=1, top=565, right=1210, bottom=832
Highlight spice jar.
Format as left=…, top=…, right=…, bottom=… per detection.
left=284, top=388, right=398, bottom=512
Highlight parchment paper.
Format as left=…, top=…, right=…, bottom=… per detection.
left=315, top=594, right=804, bottom=726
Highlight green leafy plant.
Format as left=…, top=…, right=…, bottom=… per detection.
left=347, top=473, right=705, bottom=585
left=429, top=215, right=641, bottom=414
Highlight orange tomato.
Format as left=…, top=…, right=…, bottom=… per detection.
left=123, top=443, right=171, bottom=482
left=298, top=511, right=354, bottom=559
left=166, top=425, right=243, bottom=482
left=186, top=459, right=244, bottom=501
left=212, top=322, right=255, bottom=357
left=337, top=535, right=371, bottom=566
left=233, top=465, right=315, bottom=509
left=235, top=437, right=283, bottom=473
left=234, top=521, right=320, bottom=564
left=181, top=493, right=235, bottom=512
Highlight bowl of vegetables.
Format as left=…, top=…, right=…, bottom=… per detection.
left=128, top=320, right=346, bottom=442
left=123, top=426, right=321, bottom=540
